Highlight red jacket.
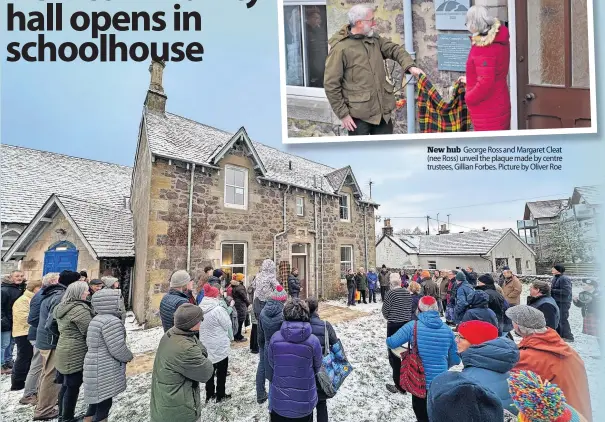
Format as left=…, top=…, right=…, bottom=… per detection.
left=465, top=20, right=511, bottom=131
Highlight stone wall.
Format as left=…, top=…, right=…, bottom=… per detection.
left=288, top=0, right=509, bottom=136
left=136, top=142, right=376, bottom=327
left=19, top=213, right=100, bottom=281
left=131, top=129, right=152, bottom=324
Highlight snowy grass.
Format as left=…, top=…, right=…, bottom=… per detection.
left=1, top=285, right=602, bottom=421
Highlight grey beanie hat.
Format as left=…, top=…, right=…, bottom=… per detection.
left=505, top=305, right=546, bottom=329
left=170, top=270, right=191, bottom=288
left=174, top=303, right=204, bottom=331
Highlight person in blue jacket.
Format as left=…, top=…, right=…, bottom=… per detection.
left=453, top=271, right=474, bottom=324
left=387, top=296, right=460, bottom=422
left=460, top=290, right=500, bottom=334
left=366, top=268, right=378, bottom=304
left=455, top=320, right=520, bottom=416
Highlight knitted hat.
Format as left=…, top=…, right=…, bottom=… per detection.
left=170, top=270, right=190, bottom=288
left=173, top=303, right=204, bottom=331
left=421, top=270, right=431, bottom=279
left=478, top=273, right=495, bottom=285
left=270, top=285, right=288, bottom=302
left=428, top=371, right=504, bottom=422
left=455, top=271, right=467, bottom=282
left=458, top=320, right=499, bottom=345
left=419, top=296, right=437, bottom=306
left=502, top=266, right=510, bottom=271
left=89, top=278, right=103, bottom=286
left=235, top=273, right=245, bottom=282
left=213, top=269, right=225, bottom=278
left=58, top=270, right=81, bottom=287
left=382, top=264, right=386, bottom=268
left=508, top=370, right=579, bottom=422
left=553, top=264, right=565, bottom=274
left=505, top=305, right=546, bottom=329
left=203, top=283, right=220, bottom=298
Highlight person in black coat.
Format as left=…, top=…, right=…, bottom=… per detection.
left=1, top=271, right=26, bottom=372
left=231, top=274, right=250, bottom=342
left=527, top=280, right=560, bottom=330
left=306, top=297, right=338, bottom=422
left=345, top=269, right=356, bottom=306
left=159, top=270, right=192, bottom=332
left=474, top=274, right=506, bottom=333
left=461, top=267, right=478, bottom=288
left=550, top=264, right=574, bottom=341
left=287, top=269, right=301, bottom=298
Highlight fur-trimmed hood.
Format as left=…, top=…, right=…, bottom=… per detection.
left=471, top=19, right=508, bottom=47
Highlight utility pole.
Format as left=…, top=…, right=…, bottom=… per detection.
left=368, top=179, right=374, bottom=199
left=426, top=215, right=430, bottom=235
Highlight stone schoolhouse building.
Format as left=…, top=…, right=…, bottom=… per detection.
left=131, top=61, right=378, bottom=327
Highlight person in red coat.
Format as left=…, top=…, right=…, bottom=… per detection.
left=459, top=6, right=511, bottom=131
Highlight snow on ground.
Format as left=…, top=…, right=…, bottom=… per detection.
left=1, top=285, right=602, bottom=422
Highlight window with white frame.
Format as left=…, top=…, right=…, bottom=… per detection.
left=296, top=196, right=305, bottom=216
left=339, top=194, right=350, bottom=222
left=340, top=245, right=353, bottom=279
left=221, top=242, right=247, bottom=282
left=428, top=261, right=437, bottom=270
left=224, top=165, right=248, bottom=209
left=283, top=1, right=328, bottom=97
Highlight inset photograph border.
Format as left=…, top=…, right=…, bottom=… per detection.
left=277, top=0, right=597, bottom=143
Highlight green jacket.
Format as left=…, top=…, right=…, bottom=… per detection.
left=355, top=273, right=368, bottom=291
left=324, top=24, right=416, bottom=125
left=150, top=327, right=215, bottom=422
left=53, top=299, right=94, bottom=375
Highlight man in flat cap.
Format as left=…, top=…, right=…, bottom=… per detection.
left=150, top=303, right=214, bottom=422
left=507, top=305, right=592, bottom=421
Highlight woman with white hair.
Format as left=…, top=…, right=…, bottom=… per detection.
left=387, top=296, right=460, bottom=422
left=53, top=281, right=94, bottom=422
left=458, top=5, right=511, bottom=131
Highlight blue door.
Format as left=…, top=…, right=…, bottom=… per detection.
left=43, top=241, right=79, bottom=275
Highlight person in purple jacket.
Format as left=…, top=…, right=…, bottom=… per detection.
left=267, top=298, right=322, bottom=422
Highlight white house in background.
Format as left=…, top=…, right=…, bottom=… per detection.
left=376, top=219, right=536, bottom=274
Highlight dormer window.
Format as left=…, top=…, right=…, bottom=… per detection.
left=339, top=194, right=350, bottom=222
left=224, top=165, right=248, bottom=210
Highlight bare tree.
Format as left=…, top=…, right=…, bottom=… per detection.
left=540, top=216, right=590, bottom=264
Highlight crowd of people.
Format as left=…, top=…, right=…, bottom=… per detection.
left=0, top=260, right=600, bottom=421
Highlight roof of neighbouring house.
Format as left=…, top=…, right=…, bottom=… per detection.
left=143, top=110, right=376, bottom=204
left=378, top=228, right=534, bottom=256
left=524, top=199, right=568, bottom=219
left=3, top=194, right=134, bottom=261
left=1, top=144, right=133, bottom=224
left=572, top=185, right=602, bottom=206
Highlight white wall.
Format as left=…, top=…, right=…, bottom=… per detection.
left=489, top=231, right=536, bottom=275
left=376, top=237, right=419, bottom=268
left=418, top=256, right=492, bottom=273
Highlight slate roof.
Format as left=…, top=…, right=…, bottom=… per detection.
left=3, top=195, right=134, bottom=260
left=1, top=144, right=133, bottom=224
left=144, top=110, right=376, bottom=204
left=525, top=199, right=568, bottom=219
left=573, top=185, right=602, bottom=206
left=384, top=229, right=530, bottom=256
left=58, top=196, right=134, bottom=258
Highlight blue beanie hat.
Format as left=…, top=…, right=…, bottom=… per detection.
left=455, top=271, right=466, bottom=282
left=428, top=372, right=504, bottom=422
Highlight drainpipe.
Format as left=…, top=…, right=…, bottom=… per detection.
left=274, top=185, right=290, bottom=263
left=314, top=193, right=319, bottom=297
left=320, top=194, right=324, bottom=298
left=363, top=204, right=369, bottom=270
left=186, top=163, right=196, bottom=272
left=403, top=0, right=416, bottom=133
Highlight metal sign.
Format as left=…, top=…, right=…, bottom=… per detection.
left=437, top=34, right=471, bottom=72
left=435, top=0, right=471, bottom=31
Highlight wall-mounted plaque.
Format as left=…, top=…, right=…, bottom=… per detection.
left=435, top=0, right=471, bottom=31
left=437, top=34, right=472, bottom=72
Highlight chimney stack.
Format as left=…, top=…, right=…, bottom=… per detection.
left=144, top=59, right=168, bottom=113
left=382, top=218, right=394, bottom=237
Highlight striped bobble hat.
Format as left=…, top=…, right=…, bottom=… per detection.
left=507, top=370, right=572, bottom=422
